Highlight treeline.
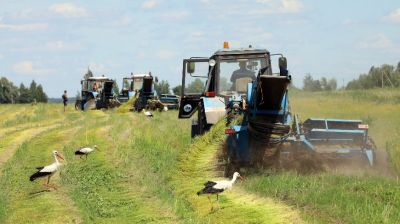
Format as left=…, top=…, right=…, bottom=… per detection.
left=302, top=74, right=337, bottom=91
left=0, top=77, right=48, bottom=104
left=346, top=63, right=400, bottom=89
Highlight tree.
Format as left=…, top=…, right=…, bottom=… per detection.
left=0, top=77, right=18, bottom=103
left=17, top=83, right=31, bottom=103
left=303, top=74, right=322, bottom=91
left=84, top=68, right=93, bottom=79
left=346, top=62, right=400, bottom=90
left=29, top=80, right=38, bottom=101
left=303, top=74, right=336, bottom=91
left=327, top=78, right=337, bottom=91
left=36, top=84, right=48, bottom=102
left=186, top=78, right=205, bottom=93
left=172, top=85, right=182, bottom=96
left=154, top=80, right=170, bottom=95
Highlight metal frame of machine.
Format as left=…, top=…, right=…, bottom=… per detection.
left=178, top=43, right=375, bottom=167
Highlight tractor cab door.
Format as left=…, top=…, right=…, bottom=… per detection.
left=179, top=58, right=211, bottom=119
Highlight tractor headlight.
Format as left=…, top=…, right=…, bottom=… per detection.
left=183, top=104, right=192, bottom=113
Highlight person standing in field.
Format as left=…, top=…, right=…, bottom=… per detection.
left=62, top=90, right=68, bottom=112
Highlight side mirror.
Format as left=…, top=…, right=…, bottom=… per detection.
left=278, top=57, right=287, bottom=70
left=279, top=57, right=288, bottom=76
left=187, top=62, right=195, bottom=74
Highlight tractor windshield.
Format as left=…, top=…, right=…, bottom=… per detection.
left=218, top=57, right=267, bottom=94
left=132, top=77, right=144, bottom=91
left=122, top=78, right=131, bottom=90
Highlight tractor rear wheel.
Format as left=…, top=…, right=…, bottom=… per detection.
left=75, top=100, right=82, bottom=110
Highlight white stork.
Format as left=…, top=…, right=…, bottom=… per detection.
left=197, top=172, right=243, bottom=210
left=75, top=145, right=99, bottom=159
left=29, top=150, right=64, bottom=189
left=143, top=109, right=153, bottom=117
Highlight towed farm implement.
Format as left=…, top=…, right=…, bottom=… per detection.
left=178, top=43, right=375, bottom=171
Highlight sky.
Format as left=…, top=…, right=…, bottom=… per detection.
left=0, top=0, right=399, bottom=97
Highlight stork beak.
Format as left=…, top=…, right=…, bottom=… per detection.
left=239, top=175, right=244, bottom=180
left=57, top=154, right=65, bottom=161
left=95, top=146, right=100, bottom=151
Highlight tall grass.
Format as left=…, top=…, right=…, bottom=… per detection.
left=244, top=173, right=400, bottom=224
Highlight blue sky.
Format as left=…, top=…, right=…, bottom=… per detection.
left=0, top=0, right=399, bottom=97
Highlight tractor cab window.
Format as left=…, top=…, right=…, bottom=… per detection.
left=184, top=60, right=209, bottom=95
left=133, top=77, right=144, bottom=91
left=82, top=80, right=88, bottom=91
left=122, top=79, right=130, bottom=90
left=218, top=58, right=267, bottom=95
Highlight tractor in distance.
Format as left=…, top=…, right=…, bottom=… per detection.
left=118, top=73, right=150, bottom=102
left=130, top=72, right=165, bottom=111
left=75, top=69, right=121, bottom=110
left=178, top=42, right=375, bottom=172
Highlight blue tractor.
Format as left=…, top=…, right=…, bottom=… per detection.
left=178, top=44, right=375, bottom=171
left=76, top=74, right=120, bottom=111
left=132, top=73, right=160, bottom=111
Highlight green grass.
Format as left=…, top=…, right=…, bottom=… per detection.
left=0, top=126, right=83, bottom=223
left=0, top=89, right=399, bottom=223
left=244, top=173, right=400, bottom=224
left=171, top=120, right=302, bottom=223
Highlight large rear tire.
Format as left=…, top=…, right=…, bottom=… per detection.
left=75, top=100, right=82, bottom=110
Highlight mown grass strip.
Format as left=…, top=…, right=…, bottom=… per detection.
left=61, top=112, right=181, bottom=223
left=0, top=123, right=61, bottom=167
left=172, top=120, right=302, bottom=224
left=0, top=125, right=83, bottom=224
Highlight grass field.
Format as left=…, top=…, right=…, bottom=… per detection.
left=0, top=89, right=399, bottom=223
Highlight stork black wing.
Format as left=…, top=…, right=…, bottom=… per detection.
left=203, top=181, right=217, bottom=187
left=75, top=150, right=85, bottom=155
left=30, top=171, right=52, bottom=181
left=36, top=166, right=44, bottom=170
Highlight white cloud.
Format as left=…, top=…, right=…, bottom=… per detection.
left=201, top=0, right=304, bottom=17
left=142, top=0, right=157, bottom=9
left=358, top=34, right=392, bottom=49
left=0, top=22, right=47, bottom=31
left=384, top=8, right=400, bottom=23
left=357, top=34, right=399, bottom=53
left=281, top=0, right=303, bottom=13
left=49, top=3, right=88, bottom=18
left=13, top=61, right=52, bottom=76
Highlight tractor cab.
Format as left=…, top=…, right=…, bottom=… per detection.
left=76, top=75, right=120, bottom=110
left=179, top=43, right=289, bottom=136
left=119, top=73, right=149, bottom=102
left=131, top=73, right=160, bottom=111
